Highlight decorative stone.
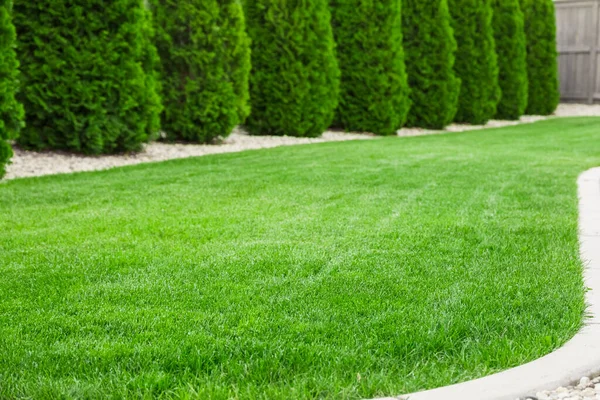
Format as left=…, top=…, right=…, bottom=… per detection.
left=580, top=377, right=592, bottom=388
left=581, top=388, right=596, bottom=397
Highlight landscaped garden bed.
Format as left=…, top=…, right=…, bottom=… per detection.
left=2, top=117, right=599, bottom=399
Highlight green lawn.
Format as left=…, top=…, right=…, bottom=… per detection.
left=1, top=118, right=599, bottom=399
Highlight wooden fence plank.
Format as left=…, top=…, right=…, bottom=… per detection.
left=555, top=0, right=600, bottom=103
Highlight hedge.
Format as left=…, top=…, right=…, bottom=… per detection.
left=0, top=0, right=23, bottom=179
left=521, top=0, right=560, bottom=115
left=150, top=0, right=250, bottom=142
left=244, top=0, right=340, bottom=137
left=402, top=0, right=460, bottom=129
left=14, top=0, right=161, bottom=154
left=492, top=0, right=528, bottom=120
left=448, top=0, right=500, bottom=125
left=330, top=0, right=410, bottom=135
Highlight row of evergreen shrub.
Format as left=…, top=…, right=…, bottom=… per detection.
left=243, top=0, right=558, bottom=136
left=243, top=0, right=559, bottom=135
left=0, top=0, right=562, bottom=168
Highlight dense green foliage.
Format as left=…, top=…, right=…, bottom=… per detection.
left=330, top=0, right=410, bottom=135
left=492, top=0, right=528, bottom=120
left=448, top=0, right=500, bottom=124
left=0, top=0, right=23, bottom=179
left=244, top=0, right=340, bottom=137
left=2, top=118, right=599, bottom=398
left=13, top=0, right=161, bottom=154
left=402, top=0, right=460, bottom=129
left=150, top=0, right=250, bottom=143
left=521, top=0, right=560, bottom=115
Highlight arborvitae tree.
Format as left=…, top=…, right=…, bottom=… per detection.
left=0, top=0, right=23, bottom=179
left=521, top=0, right=560, bottom=115
left=492, top=0, right=528, bottom=120
left=150, top=0, right=251, bottom=142
left=14, top=0, right=161, bottom=154
left=448, top=0, right=500, bottom=124
left=330, top=0, right=410, bottom=136
left=245, top=0, right=340, bottom=137
left=402, top=0, right=460, bottom=129
left=226, top=1, right=252, bottom=125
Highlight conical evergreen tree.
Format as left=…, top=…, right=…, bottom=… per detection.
left=492, top=0, right=528, bottom=120
left=448, top=0, right=500, bottom=124
left=0, top=0, right=23, bottom=179
left=14, top=0, right=161, bottom=154
left=330, top=0, right=410, bottom=135
left=521, top=0, right=560, bottom=115
left=245, top=0, right=340, bottom=137
left=150, top=0, right=250, bottom=142
left=402, top=0, right=460, bottom=129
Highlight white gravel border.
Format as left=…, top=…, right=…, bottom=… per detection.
left=375, top=168, right=600, bottom=400
left=3, top=129, right=373, bottom=180
left=5, top=104, right=600, bottom=181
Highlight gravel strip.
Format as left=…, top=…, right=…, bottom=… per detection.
left=5, top=103, right=600, bottom=181
left=523, top=376, right=600, bottom=400
left=398, top=103, right=600, bottom=137
left=4, top=129, right=373, bottom=180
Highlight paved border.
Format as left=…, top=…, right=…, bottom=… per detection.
left=374, top=168, right=600, bottom=400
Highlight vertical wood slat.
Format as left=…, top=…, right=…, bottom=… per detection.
left=555, top=0, right=600, bottom=103
left=589, top=0, right=599, bottom=103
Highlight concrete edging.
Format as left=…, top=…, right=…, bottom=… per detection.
left=375, top=168, right=600, bottom=400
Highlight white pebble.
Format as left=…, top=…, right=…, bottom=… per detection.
left=580, top=377, right=592, bottom=388
left=582, top=388, right=596, bottom=397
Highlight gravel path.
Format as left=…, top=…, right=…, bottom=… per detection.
left=5, top=103, right=600, bottom=181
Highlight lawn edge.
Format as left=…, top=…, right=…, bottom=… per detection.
left=376, top=167, right=600, bottom=400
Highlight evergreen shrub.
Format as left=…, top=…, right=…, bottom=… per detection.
left=150, top=0, right=251, bottom=142
left=402, top=0, right=460, bottom=129
left=330, top=0, right=410, bottom=135
left=448, top=0, right=500, bottom=124
left=521, top=0, right=560, bottom=115
left=14, top=0, right=161, bottom=154
left=492, top=0, right=528, bottom=120
left=0, top=0, right=23, bottom=178
left=245, top=0, right=340, bottom=137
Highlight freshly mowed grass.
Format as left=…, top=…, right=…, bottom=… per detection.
left=1, top=118, right=600, bottom=399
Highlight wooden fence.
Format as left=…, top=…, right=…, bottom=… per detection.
left=555, top=0, right=600, bottom=103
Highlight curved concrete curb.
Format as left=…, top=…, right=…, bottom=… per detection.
left=375, top=168, right=600, bottom=400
